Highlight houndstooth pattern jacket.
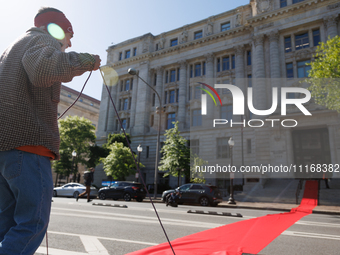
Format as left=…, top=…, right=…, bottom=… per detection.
left=0, top=27, right=96, bottom=160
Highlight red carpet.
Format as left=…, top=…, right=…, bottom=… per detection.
left=127, top=180, right=318, bottom=255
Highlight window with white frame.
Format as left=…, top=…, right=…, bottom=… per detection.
left=194, top=31, right=203, bottom=40
left=217, top=137, right=230, bottom=158
left=297, top=60, right=311, bottom=78
left=221, top=22, right=230, bottom=32
left=192, top=109, right=202, bottom=126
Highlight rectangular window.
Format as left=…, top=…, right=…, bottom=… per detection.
left=195, top=63, right=201, bottom=77
left=285, top=36, right=292, bottom=53
left=313, top=29, right=321, bottom=47
left=287, top=93, right=295, bottom=99
left=154, top=73, right=157, bottom=86
left=164, top=91, right=168, bottom=104
left=170, top=38, right=178, bottom=47
left=123, top=98, right=128, bottom=110
left=152, top=93, right=155, bottom=106
left=221, top=105, right=233, bottom=122
left=119, top=52, right=123, bottom=61
left=150, top=114, right=154, bottom=126
left=169, top=90, right=175, bottom=103
left=222, top=57, right=230, bottom=71
left=190, top=65, right=193, bottom=78
left=194, top=86, right=201, bottom=99
left=170, top=70, right=176, bottom=82
left=217, top=137, right=230, bottom=158
left=217, top=58, right=221, bottom=72
left=248, top=74, right=252, bottom=87
left=176, top=89, right=179, bottom=103
left=280, top=0, right=287, bottom=7
left=247, top=139, right=251, bottom=154
left=247, top=51, right=251, bottom=66
left=130, top=79, right=133, bottom=90
left=125, top=79, right=130, bottom=91
left=231, top=55, right=235, bottom=69
left=297, top=60, right=311, bottom=78
left=133, top=47, right=137, bottom=56
left=177, top=68, right=180, bottom=81
left=286, top=63, right=294, bottom=78
left=192, top=109, right=202, bottom=126
left=146, top=146, right=149, bottom=158
left=155, top=44, right=159, bottom=51
left=125, top=50, right=130, bottom=59
left=127, top=118, right=130, bottom=129
left=295, top=32, right=309, bottom=50
left=120, top=81, right=124, bottom=92
left=194, top=31, right=203, bottom=40
left=129, top=97, right=132, bottom=109
left=165, top=71, right=169, bottom=83
left=122, top=119, right=127, bottom=129
left=221, top=22, right=230, bottom=32
left=293, top=0, right=304, bottom=3
left=167, top=113, right=176, bottom=129
left=189, top=139, right=199, bottom=156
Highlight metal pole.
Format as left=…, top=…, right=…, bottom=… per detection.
left=129, top=71, right=161, bottom=199
left=137, top=151, right=140, bottom=182
left=228, top=147, right=236, bottom=204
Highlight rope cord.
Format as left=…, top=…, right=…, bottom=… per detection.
left=99, top=68, right=176, bottom=255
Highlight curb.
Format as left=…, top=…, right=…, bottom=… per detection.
left=188, top=210, right=243, bottom=217
left=92, top=202, right=128, bottom=208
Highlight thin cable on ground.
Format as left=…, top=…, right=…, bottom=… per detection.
left=99, top=68, right=176, bottom=255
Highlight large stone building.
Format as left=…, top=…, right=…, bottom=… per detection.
left=96, top=0, right=340, bottom=190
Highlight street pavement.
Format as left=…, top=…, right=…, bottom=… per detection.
left=34, top=179, right=340, bottom=255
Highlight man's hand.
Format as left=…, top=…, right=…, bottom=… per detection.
left=92, top=55, right=101, bottom=71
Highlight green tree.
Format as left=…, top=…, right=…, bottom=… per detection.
left=54, top=116, right=96, bottom=179
left=104, top=133, right=131, bottom=149
left=158, top=121, right=207, bottom=183
left=307, top=36, right=340, bottom=111
left=101, top=142, right=144, bottom=180
left=159, top=122, right=190, bottom=180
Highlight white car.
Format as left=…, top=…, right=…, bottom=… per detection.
left=53, top=183, right=98, bottom=198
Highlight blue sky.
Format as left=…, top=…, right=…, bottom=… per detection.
left=1, top=0, right=249, bottom=100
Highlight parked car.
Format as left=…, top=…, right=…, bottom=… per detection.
left=53, top=183, right=98, bottom=198
left=98, top=181, right=146, bottom=202
left=162, top=183, right=223, bottom=207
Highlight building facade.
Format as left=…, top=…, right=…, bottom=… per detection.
left=54, top=85, right=100, bottom=185
left=96, top=0, right=340, bottom=189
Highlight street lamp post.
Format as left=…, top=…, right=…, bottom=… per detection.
left=72, top=150, right=77, bottom=183
left=128, top=68, right=161, bottom=199
left=137, top=144, right=143, bottom=182
left=228, top=137, right=236, bottom=204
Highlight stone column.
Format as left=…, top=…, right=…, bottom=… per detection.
left=252, top=34, right=266, bottom=112
left=153, top=67, right=164, bottom=132
left=269, top=30, right=281, bottom=107
left=269, top=30, right=280, bottom=78
left=324, top=15, right=339, bottom=39
left=178, top=61, right=187, bottom=130
left=130, top=76, right=138, bottom=129
left=204, top=53, right=215, bottom=123
left=134, top=61, right=151, bottom=134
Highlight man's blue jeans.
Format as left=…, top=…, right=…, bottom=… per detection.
left=0, top=150, right=53, bottom=255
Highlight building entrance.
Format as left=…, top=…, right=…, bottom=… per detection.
left=292, top=128, right=331, bottom=178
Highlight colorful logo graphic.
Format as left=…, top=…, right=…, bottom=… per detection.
left=197, top=82, right=222, bottom=115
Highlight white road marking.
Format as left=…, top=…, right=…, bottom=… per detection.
left=80, top=235, right=109, bottom=255
left=36, top=246, right=89, bottom=255
left=283, top=231, right=340, bottom=240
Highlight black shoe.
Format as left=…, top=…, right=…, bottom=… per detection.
left=76, top=195, right=79, bottom=202
left=87, top=199, right=92, bottom=203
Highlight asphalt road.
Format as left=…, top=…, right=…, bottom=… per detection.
left=35, top=197, right=340, bottom=255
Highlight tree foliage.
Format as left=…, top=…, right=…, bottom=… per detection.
left=53, top=116, right=96, bottom=177
left=104, top=133, right=132, bottom=149
left=101, top=142, right=143, bottom=180
left=159, top=121, right=207, bottom=183
left=307, top=36, right=340, bottom=111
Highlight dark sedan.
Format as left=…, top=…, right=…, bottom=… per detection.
left=162, top=183, right=223, bottom=206
left=98, top=181, right=146, bottom=202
